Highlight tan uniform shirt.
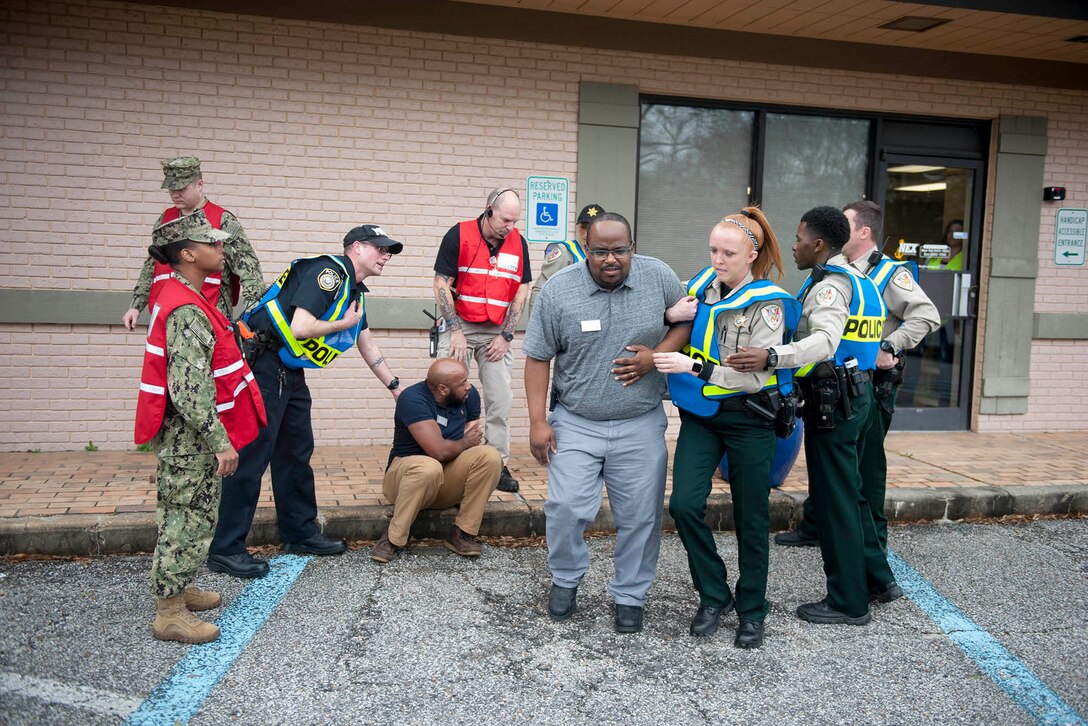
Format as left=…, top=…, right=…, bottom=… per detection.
left=702, top=272, right=787, bottom=394
left=772, top=253, right=854, bottom=370
left=527, top=242, right=580, bottom=318
left=850, top=249, right=941, bottom=352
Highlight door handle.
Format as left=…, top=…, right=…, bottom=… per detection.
left=955, top=273, right=972, bottom=317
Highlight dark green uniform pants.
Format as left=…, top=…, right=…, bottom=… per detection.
left=803, top=384, right=894, bottom=617
left=795, top=381, right=898, bottom=550
left=670, top=407, right=776, bottom=621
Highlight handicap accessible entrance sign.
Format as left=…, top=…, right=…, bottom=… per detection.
left=1054, top=208, right=1086, bottom=266
left=525, top=176, right=569, bottom=243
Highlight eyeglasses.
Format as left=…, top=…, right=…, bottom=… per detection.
left=587, top=246, right=633, bottom=260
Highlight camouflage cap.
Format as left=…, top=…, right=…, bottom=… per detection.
left=160, top=156, right=202, bottom=190
left=152, top=210, right=230, bottom=248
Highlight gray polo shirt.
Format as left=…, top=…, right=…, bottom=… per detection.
left=523, top=254, right=686, bottom=421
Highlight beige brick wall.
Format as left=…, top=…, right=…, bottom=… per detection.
left=1, top=0, right=1086, bottom=450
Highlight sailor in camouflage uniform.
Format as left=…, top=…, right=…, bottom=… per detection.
left=122, top=156, right=264, bottom=329
left=135, top=212, right=266, bottom=644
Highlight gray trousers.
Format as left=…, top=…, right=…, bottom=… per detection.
left=438, top=321, right=513, bottom=462
left=544, top=403, right=668, bottom=606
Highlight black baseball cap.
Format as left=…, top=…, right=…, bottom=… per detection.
left=576, top=203, right=605, bottom=225
left=343, top=225, right=403, bottom=254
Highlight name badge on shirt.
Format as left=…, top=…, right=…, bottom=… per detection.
left=497, top=252, right=519, bottom=272
left=581, top=319, right=602, bottom=332
left=436, top=415, right=448, bottom=427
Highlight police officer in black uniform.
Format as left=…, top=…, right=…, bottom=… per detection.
left=207, top=225, right=404, bottom=578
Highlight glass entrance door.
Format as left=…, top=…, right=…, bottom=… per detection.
left=877, top=155, right=982, bottom=430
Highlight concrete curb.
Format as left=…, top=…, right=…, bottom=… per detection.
left=2, top=484, right=1086, bottom=557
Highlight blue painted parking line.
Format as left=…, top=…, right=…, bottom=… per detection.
left=888, top=549, right=1086, bottom=726
left=124, top=554, right=312, bottom=726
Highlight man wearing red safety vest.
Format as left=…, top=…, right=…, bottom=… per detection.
left=122, top=156, right=264, bottom=330
left=433, top=188, right=532, bottom=493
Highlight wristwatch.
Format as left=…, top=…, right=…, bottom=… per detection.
left=501, top=331, right=514, bottom=342
left=879, top=340, right=897, bottom=355
left=764, top=348, right=778, bottom=370
left=386, top=377, right=400, bottom=391
left=691, top=359, right=704, bottom=375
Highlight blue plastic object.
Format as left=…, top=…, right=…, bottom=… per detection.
left=718, top=417, right=805, bottom=488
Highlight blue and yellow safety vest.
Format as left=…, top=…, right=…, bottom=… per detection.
left=556, top=239, right=585, bottom=262
left=868, top=256, right=919, bottom=294
left=795, top=264, right=886, bottom=376
left=244, top=255, right=363, bottom=370
left=668, top=270, right=801, bottom=418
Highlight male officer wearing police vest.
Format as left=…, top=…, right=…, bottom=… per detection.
left=122, top=156, right=264, bottom=329
left=727, top=206, right=897, bottom=626
left=527, top=202, right=604, bottom=315
left=206, top=225, right=404, bottom=578
left=776, top=202, right=940, bottom=576
left=433, top=188, right=532, bottom=494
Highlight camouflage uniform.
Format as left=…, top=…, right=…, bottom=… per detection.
left=148, top=274, right=232, bottom=599
left=130, top=157, right=264, bottom=320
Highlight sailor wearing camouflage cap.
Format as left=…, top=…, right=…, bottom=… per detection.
left=135, top=195, right=267, bottom=647
left=122, top=156, right=264, bottom=331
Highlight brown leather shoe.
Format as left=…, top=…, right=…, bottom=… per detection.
left=443, top=525, right=482, bottom=557
left=370, top=531, right=403, bottom=564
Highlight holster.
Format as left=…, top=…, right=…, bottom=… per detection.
left=240, top=329, right=276, bottom=365
left=802, top=362, right=841, bottom=430
left=743, top=389, right=779, bottom=424
left=775, top=389, right=797, bottom=439
left=873, top=358, right=905, bottom=402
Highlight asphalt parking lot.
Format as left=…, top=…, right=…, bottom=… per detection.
left=1, top=518, right=1085, bottom=725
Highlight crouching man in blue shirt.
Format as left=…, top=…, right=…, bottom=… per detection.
left=372, top=358, right=502, bottom=563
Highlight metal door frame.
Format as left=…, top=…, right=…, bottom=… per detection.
left=875, top=153, right=985, bottom=430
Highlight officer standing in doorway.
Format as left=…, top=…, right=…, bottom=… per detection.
left=727, top=206, right=897, bottom=626
left=775, top=202, right=939, bottom=585
left=122, top=156, right=263, bottom=328
left=207, top=225, right=404, bottom=578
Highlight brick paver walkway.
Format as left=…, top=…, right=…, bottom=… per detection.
left=1, top=432, right=1085, bottom=519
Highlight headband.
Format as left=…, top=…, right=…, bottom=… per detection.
left=724, top=217, right=759, bottom=251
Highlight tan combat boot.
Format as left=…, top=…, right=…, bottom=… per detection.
left=183, top=587, right=222, bottom=612
left=152, top=595, right=221, bottom=644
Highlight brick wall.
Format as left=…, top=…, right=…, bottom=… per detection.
left=1, top=0, right=1086, bottom=450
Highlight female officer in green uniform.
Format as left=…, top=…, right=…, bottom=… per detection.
left=653, top=208, right=796, bottom=649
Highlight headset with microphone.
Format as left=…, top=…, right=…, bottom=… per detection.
left=484, top=187, right=520, bottom=218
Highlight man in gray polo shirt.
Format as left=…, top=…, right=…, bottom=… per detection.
left=523, top=212, right=691, bottom=634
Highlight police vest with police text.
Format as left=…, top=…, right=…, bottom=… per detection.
left=454, top=220, right=525, bottom=325
left=245, top=255, right=363, bottom=370
left=668, top=271, right=801, bottom=418
left=135, top=276, right=266, bottom=451
left=149, top=202, right=239, bottom=310
left=795, top=264, right=887, bottom=376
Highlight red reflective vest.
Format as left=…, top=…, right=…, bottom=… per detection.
left=454, top=220, right=525, bottom=325
left=148, top=202, right=240, bottom=310
left=135, top=277, right=267, bottom=451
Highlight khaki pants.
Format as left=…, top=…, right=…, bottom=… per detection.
left=438, top=321, right=513, bottom=462
left=382, top=446, right=502, bottom=547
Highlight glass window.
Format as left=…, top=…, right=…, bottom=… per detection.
left=761, top=113, right=871, bottom=292
left=636, top=104, right=754, bottom=282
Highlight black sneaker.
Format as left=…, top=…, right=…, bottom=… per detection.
left=497, top=466, right=519, bottom=493
left=774, top=528, right=819, bottom=547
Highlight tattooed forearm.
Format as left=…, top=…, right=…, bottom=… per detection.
left=434, top=278, right=462, bottom=330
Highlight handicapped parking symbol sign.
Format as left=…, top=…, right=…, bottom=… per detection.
left=535, top=203, right=559, bottom=227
